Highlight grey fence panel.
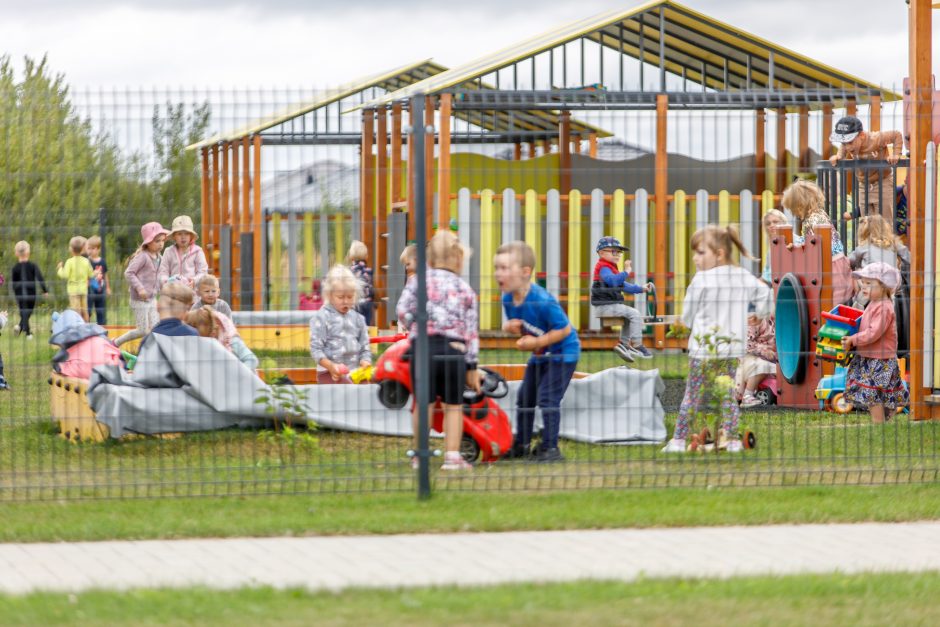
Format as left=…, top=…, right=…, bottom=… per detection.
left=588, top=188, right=605, bottom=331
left=468, top=195, right=482, bottom=294
left=386, top=212, right=408, bottom=327
left=739, top=189, right=759, bottom=276
left=457, top=188, right=472, bottom=285
left=695, top=189, right=709, bottom=232
left=501, top=188, right=518, bottom=243
left=240, top=232, right=254, bottom=308
left=545, top=189, right=561, bottom=299
left=219, top=225, right=232, bottom=306
left=319, top=213, right=330, bottom=277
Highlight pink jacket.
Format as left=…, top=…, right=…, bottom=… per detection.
left=125, top=251, right=162, bottom=302
left=852, top=299, right=897, bottom=359
left=210, top=310, right=238, bottom=351
left=158, top=244, right=208, bottom=288
left=747, top=316, right=776, bottom=363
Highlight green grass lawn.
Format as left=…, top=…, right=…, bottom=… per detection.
left=2, top=572, right=939, bottom=626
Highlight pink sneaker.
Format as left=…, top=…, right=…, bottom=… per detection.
left=410, top=455, right=419, bottom=470
left=440, top=451, right=473, bottom=471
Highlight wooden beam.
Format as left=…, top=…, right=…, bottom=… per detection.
left=438, top=93, right=452, bottom=227
left=822, top=104, right=834, bottom=159
left=908, top=0, right=934, bottom=419
left=221, top=141, right=230, bottom=281
left=654, top=93, right=669, bottom=348
left=230, top=141, right=241, bottom=309
left=798, top=105, right=809, bottom=169
left=588, top=132, right=598, bottom=158
left=407, top=107, right=416, bottom=242
left=870, top=93, right=882, bottom=133
left=755, top=109, right=766, bottom=193
left=252, top=135, right=263, bottom=309
left=241, top=137, right=250, bottom=307
left=846, top=98, right=857, bottom=119
left=210, top=144, right=221, bottom=277
left=541, top=139, right=552, bottom=155
left=391, top=103, right=403, bottom=206
left=424, top=96, right=435, bottom=230
left=513, top=143, right=522, bottom=161
left=200, top=147, right=210, bottom=254
left=376, top=108, right=389, bottom=327
left=360, top=109, right=375, bottom=267
left=527, top=142, right=536, bottom=159
left=775, top=107, right=787, bottom=193
left=559, top=112, right=572, bottom=266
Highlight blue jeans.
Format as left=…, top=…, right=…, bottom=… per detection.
left=515, top=358, right=577, bottom=450
left=87, top=292, right=107, bottom=325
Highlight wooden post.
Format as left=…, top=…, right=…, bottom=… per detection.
left=870, top=93, right=882, bottom=133
left=391, top=103, right=403, bottom=206
left=776, top=107, right=787, bottom=193
left=513, top=143, right=522, bottom=161
left=242, top=137, right=251, bottom=233
left=376, top=108, right=389, bottom=326
left=588, top=132, right=598, bottom=158
left=798, top=105, right=809, bottom=169
left=438, top=93, right=452, bottom=227
left=822, top=104, right=834, bottom=158
left=572, top=137, right=581, bottom=154
left=210, top=144, right=221, bottom=276
left=755, top=109, right=766, bottom=192
left=200, top=147, right=210, bottom=256
left=221, top=141, right=230, bottom=280
left=424, top=96, right=434, bottom=229
left=406, top=106, right=416, bottom=241
left=559, top=112, right=572, bottom=266
left=541, top=139, right=552, bottom=155
left=360, top=109, right=375, bottom=267
left=654, top=93, right=669, bottom=347
left=230, top=141, right=241, bottom=309
left=528, top=142, right=536, bottom=159
left=252, top=135, right=263, bottom=309
left=908, top=0, right=933, bottom=418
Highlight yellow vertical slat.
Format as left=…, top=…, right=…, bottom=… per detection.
left=718, top=190, right=731, bottom=224
left=334, top=214, right=345, bottom=267
left=270, top=213, right=283, bottom=309
left=303, top=213, right=315, bottom=279
left=611, top=189, right=626, bottom=246
left=480, top=189, right=498, bottom=330
left=567, top=189, right=583, bottom=329
left=673, top=190, right=688, bottom=316
left=524, top=189, right=541, bottom=275
left=761, top=189, right=776, bottom=279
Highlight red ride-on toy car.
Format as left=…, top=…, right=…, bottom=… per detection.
left=373, top=337, right=514, bottom=463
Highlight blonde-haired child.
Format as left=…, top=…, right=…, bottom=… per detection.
left=138, top=282, right=199, bottom=351
left=309, top=265, right=371, bottom=385
left=85, top=235, right=110, bottom=325
left=783, top=180, right=854, bottom=304
left=185, top=307, right=259, bottom=370
left=849, top=215, right=910, bottom=271
left=56, top=236, right=94, bottom=321
left=842, top=262, right=908, bottom=423
left=348, top=240, right=374, bottom=326
left=158, top=215, right=208, bottom=289
left=760, top=209, right=789, bottom=284
left=662, top=225, right=773, bottom=453
left=400, top=244, right=417, bottom=282
left=191, top=274, right=233, bottom=319
left=397, top=230, right=480, bottom=471
left=10, top=240, right=48, bottom=339
left=116, top=222, right=169, bottom=347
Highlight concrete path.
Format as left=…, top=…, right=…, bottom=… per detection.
left=2, top=522, right=940, bottom=594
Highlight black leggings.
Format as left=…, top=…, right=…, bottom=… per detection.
left=409, top=336, right=468, bottom=405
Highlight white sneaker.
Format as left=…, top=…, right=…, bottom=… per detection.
left=440, top=451, right=473, bottom=471
left=661, top=438, right=687, bottom=453
left=740, top=392, right=761, bottom=408
left=26, top=334, right=34, bottom=341
left=12, top=325, right=20, bottom=335
left=725, top=440, right=744, bottom=453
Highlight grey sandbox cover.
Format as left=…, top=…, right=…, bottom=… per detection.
left=89, top=336, right=666, bottom=444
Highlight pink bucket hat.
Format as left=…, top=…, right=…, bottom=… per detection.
left=852, top=262, right=901, bottom=291
left=141, top=222, right=170, bottom=246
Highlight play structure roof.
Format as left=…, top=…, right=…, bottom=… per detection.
left=189, top=59, right=609, bottom=150
left=360, top=0, right=898, bottom=110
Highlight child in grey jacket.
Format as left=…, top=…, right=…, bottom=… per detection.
left=309, top=265, right=372, bottom=384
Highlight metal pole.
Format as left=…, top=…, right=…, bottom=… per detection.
left=411, top=95, right=432, bottom=500
left=98, top=207, right=106, bottom=263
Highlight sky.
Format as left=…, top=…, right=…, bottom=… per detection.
left=0, top=0, right=927, bottom=90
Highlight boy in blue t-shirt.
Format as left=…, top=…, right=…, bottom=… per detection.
left=494, top=241, right=580, bottom=463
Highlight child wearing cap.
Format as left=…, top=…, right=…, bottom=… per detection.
left=841, top=262, right=908, bottom=424
left=590, top=236, right=653, bottom=362
left=829, top=115, right=903, bottom=225
left=158, top=215, right=208, bottom=290
left=116, top=222, right=170, bottom=347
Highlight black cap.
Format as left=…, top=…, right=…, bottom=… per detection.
left=829, top=116, right=863, bottom=144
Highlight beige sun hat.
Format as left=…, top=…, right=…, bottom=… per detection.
left=168, top=215, right=198, bottom=239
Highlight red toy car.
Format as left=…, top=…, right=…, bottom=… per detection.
left=373, top=337, right=514, bottom=463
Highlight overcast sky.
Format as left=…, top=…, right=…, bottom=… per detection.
left=0, top=0, right=928, bottom=90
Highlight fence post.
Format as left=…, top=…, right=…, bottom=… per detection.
left=695, top=189, right=709, bottom=231
left=502, top=188, right=517, bottom=243
left=98, top=208, right=106, bottom=264
left=632, top=189, right=649, bottom=316
left=588, top=189, right=605, bottom=331
left=458, top=188, right=472, bottom=284
left=546, top=189, right=561, bottom=299
left=925, top=143, right=936, bottom=387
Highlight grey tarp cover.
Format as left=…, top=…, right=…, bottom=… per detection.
left=232, top=310, right=314, bottom=325
left=88, top=334, right=666, bottom=444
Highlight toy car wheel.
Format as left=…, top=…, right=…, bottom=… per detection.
left=378, top=380, right=410, bottom=410
left=743, top=430, right=757, bottom=449
left=460, top=434, right=480, bottom=463
left=830, top=393, right=853, bottom=415
left=754, top=388, right=776, bottom=406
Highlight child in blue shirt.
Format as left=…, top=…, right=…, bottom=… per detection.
left=590, top=236, right=653, bottom=362
left=494, top=241, right=580, bottom=462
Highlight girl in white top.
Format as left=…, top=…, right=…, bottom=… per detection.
left=662, top=225, right=773, bottom=454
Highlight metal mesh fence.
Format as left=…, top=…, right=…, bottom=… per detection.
left=1, top=79, right=938, bottom=502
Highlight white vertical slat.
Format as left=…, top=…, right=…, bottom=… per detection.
left=457, top=188, right=472, bottom=284
left=502, top=188, right=517, bottom=243
left=545, top=189, right=561, bottom=299
left=588, top=188, right=605, bottom=330
left=695, top=189, right=709, bottom=231
left=632, top=189, right=649, bottom=314
left=739, top=189, right=758, bottom=276
left=924, top=143, right=936, bottom=388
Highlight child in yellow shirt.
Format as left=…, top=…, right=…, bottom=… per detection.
left=57, top=236, right=95, bottom=321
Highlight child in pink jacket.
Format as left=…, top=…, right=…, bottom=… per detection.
left=158, top=215, right=208, bottom=290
